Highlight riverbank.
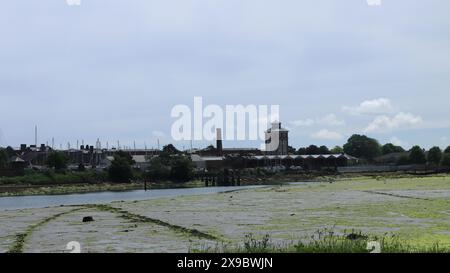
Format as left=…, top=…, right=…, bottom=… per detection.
left=0, top=171, right=434, bottom=197
left=1, top=175, right=449, bottom=253
left=0, top=180, right=207, bottom=197
left=0, top=170, right=322, bottom=197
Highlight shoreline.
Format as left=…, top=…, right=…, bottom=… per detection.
left=1, top=172, right=448, bottom=198
left=0, top=172, right=305, bottom=197
left=0, top=180, right=207, bottom=197
left=0, top=184, right=267, bottom=212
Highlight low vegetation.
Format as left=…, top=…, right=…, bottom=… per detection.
left=0, top=170, right=107, bottom=185
left=199, top=230, right=449, bottom=253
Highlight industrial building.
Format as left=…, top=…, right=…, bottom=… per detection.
left=190, top=122, right=357, bottom=171
left=3, top=121, right=357, bottom=173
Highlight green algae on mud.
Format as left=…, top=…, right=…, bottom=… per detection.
left=112, top=175, right=450, bottom=251
left=7, top=207, right=85, bottom=253
left=266, top=197, right=450, bottom=248
left=85, top=204, right=219, bottom=241
left=2, top=174, right=450, bottom=253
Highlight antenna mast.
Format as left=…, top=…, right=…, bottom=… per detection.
left=34, top=125, right=38, bottom=147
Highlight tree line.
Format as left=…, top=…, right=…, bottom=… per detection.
left=293, top=134, right=450, bottom=166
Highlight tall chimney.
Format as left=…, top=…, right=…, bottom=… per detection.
left=216, top=128, right=223, bottom=156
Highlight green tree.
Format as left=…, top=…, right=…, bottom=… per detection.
left=287, top=146, right=296, bottom=154
left=409, top=146, right=426, bottom=165
left=157, top=144, right=182, bottom=165
left=330, top=146, right=344, bottom=154
left=445, top=146, right=450, bottom=154
left=441, top=154, right=450, bottom=167
left=319, top=145, right=330, bottom=154
left=46, top=152, right=68, bottom=171
left=0, top=148, right=9, bottom=168
left=5, top=146, right=16, bottom=158
left=114, top=151, right=135, bottom=165
left=162, top=144, right=181, bottom=155
left=108, top=154, right=134, bottom=183
left=427, top=146, right=442, bottom=166
left=305, top=145, right=320, bottom=155
left=343, top=134, right=381, bottom=161
left=146, top=156, right=170, bottom=181
left=169, top=156, right=194, bottom=182
left=381, top=143, right=405, bottom=155
left=297, top=147, right=307, bottom=155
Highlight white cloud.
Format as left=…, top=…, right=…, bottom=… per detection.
left=364, top=112, right=423, bottom=133
left=343, top=98, right=394, bottom=115
left=389, top=136, right=404, bottom=146
left=290, top=118, right=315, bottom=127
left=311, top=129, right=343, bottom=140
left=318, top=114, right=345, bottom=126
left=290, top=114, right=344, bottom=128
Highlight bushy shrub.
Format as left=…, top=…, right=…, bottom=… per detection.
left=146, top=155, right=194, bottom=183
left=146, top=157, right=170, bottom=181
left=108, top=155, right=133, bottom=183
left=170, top=156, right=194, bottom=182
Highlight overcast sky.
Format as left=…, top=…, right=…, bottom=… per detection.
left=1, top=0, right=449, bottom=150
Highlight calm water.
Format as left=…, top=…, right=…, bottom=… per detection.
left=0, top=185, right=266, bottom=211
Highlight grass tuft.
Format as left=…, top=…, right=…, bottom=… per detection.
left=197, top=229, right=450, bottom=253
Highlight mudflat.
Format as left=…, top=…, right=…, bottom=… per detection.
left=1, top=175, right=449, bottom=253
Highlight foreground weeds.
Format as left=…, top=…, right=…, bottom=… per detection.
left=196, top=228, right=449, bottom=253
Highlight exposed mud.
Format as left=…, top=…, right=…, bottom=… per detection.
left=1, top=176, right=449, bottom=252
